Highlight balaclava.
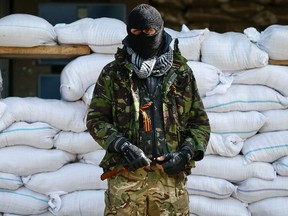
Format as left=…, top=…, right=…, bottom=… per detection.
left=125, top=4, right=164, bottom=59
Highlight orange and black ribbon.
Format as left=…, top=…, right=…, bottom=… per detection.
left=139, top=101, right=153, bottom=132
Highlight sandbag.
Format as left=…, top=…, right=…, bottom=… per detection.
left=0, top=187, right=49, bottom=215
left=165, top=25, right=209, bottom=61
left=0, top=146, right=76, bottom=176
left=233, top=176, right=288, bottom=203
left=201, top=31, right=268, bottom=71
left=259, top=109, right=288, bottom=133
left=245, top=25, right=288, bottom=60
left=78, top=149, right=106, bottom=166
left=60, top=53, right=114, bottom=101
left=0, top=14, right=56, bottom=47
left=49, top=190, right=105, bottom=216
left=242, top=130, right=288, bottom=163
left=207, top=111, right=267, bottom=139
left=273, top=156, right=288, bottom=176
left=54, top=17, right=127, bottom=54
left=54, top=131, right=102, bottom=154
left=23, top=163, right=107, bottom=195
left=82, top=84, right=95, bottom=105
left=187, top=175, right=236, bottom=199
left=187, top=61, right=232, bottom=97
left=0, top=122, right=58, bottom=149
left=230, top=64, right=288, bottom=97
left=206, top=133, right=243, bottom=157
left=248, top=197, right=288, bottom=216
left=191, top=155, right=276, bottom=183
left=189, top=195, right=251, bottom=216
left=0, top=97, right=88, bottom=132
left=203, top=84, right=288, bottom=112
left=0, top=172, right=22, bottom=190
left=3, top=213, right=54, bottom=216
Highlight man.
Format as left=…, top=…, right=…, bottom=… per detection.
left=86, top=3, right=210, bottom=215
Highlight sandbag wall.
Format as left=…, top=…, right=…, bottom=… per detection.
left=0, top=14, right=288, bottom=216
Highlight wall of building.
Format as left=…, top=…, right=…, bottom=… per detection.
left=151, top=0, right=288, bottom=32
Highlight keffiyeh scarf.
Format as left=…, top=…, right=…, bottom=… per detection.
left=127, top=47, right=173, bottom=79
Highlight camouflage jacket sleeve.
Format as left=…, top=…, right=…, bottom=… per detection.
left=171, top=45, right=210, bottom=162
left=86, top=63, right=123, bottom=150
left=182, top=67, right=210, bottom=161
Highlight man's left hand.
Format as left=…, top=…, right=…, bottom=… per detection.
left=157, top=148, right=192, bottom=175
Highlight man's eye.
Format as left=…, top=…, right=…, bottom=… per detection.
left=131, top=28, right=142, bottom=35
left=143, top=28, right=157, bottom=35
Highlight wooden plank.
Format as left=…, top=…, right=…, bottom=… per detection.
left=0, top=45, right=91, bottom=59
left=269, top=59, right=288, bottom=66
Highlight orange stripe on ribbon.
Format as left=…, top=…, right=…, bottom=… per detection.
left=139, top=101, right=153, bottom=132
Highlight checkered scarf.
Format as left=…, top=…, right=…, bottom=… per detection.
left=127, top=47, right=173, bottom=79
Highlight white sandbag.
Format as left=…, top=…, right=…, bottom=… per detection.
left=207, top=111, right=267, bottom=139
left=78, top=149, right=106, bottom=166
left=23, top=163, right=107, bottom=195
left=54, top=131, right=102, bottom=154
left=54, top=18, right=93, bottom=45
left=201, top=31, right=268, bottom=71
left=0, top=14, right=56, bottom=47
left=0, top=146, right=76, bottom=176
left=0, top=172, right=22, bottom=190
left=55, top=17, right=127, bottom=54
left=55, top=132, right=87, bottom=154
left=165, top=25, right=209, bottom=61
left=60, top=53, right=114, bottom=101
left=203, top=84, right=288, bottom=112
left=206, top=133, right=244, bottom=157
left=4, top=212, right=54, bottom=216
left=49, top=190, right=105, bottom=216
left=0, top=122, right=58, bottom=149
left=187, top=175, right=236, bottom=199
left=246, top=25, right=288, bottom=60
left=259, top=109, right=288, bottom=133
left=273, top=155, right=288, bottom=176
left=242, top=130, right=288, bottom=163
left=0, top=100, right=6, bottom=115
left=248, top=197, right=288, bottom=216
left=191, top=155, right=276, bottom=183
left=82, top=84, right=95, bottom=105
left=0, top=187, right=49, bottom=215
left=233, top=176, right=288, bottom=203
left=187, top=61, right=232, bottom=97
left=189, top=195, right=251, bottom=216
left=230, top=65, right=288, bottom=97
left=0, top=97, right=87, bottom=132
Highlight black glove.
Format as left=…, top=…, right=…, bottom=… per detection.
left=160, top=146, right=193, bottom=175
left=109, top=138, right=150, bottom=171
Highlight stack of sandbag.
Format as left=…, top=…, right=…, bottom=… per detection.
left=188, top=25, right=288, bottom=216
left=0, top=12, right=288, bottom=215
left=0, top=14, right=57, bottom=47
left=0, top=14, right=105, bottom=216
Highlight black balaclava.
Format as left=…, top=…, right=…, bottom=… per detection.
left=125, top=4, right=164, bottom=59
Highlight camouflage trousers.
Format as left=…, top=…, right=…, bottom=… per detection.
left=104, top=166, right=189, bottom=216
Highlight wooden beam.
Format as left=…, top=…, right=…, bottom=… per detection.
left=0, top=45, right=91, bottom=59
left=269, top=59, right=288, bottom=66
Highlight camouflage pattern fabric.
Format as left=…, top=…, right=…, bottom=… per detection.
left=104, top=166, right=189, bottom=216
left=86, top=41, right=210, bottom=174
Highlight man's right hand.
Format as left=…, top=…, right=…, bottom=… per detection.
left=110, top=139, right=150, bottom=171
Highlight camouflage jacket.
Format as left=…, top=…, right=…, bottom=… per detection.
left=86, top=42, right=210, bottom=173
